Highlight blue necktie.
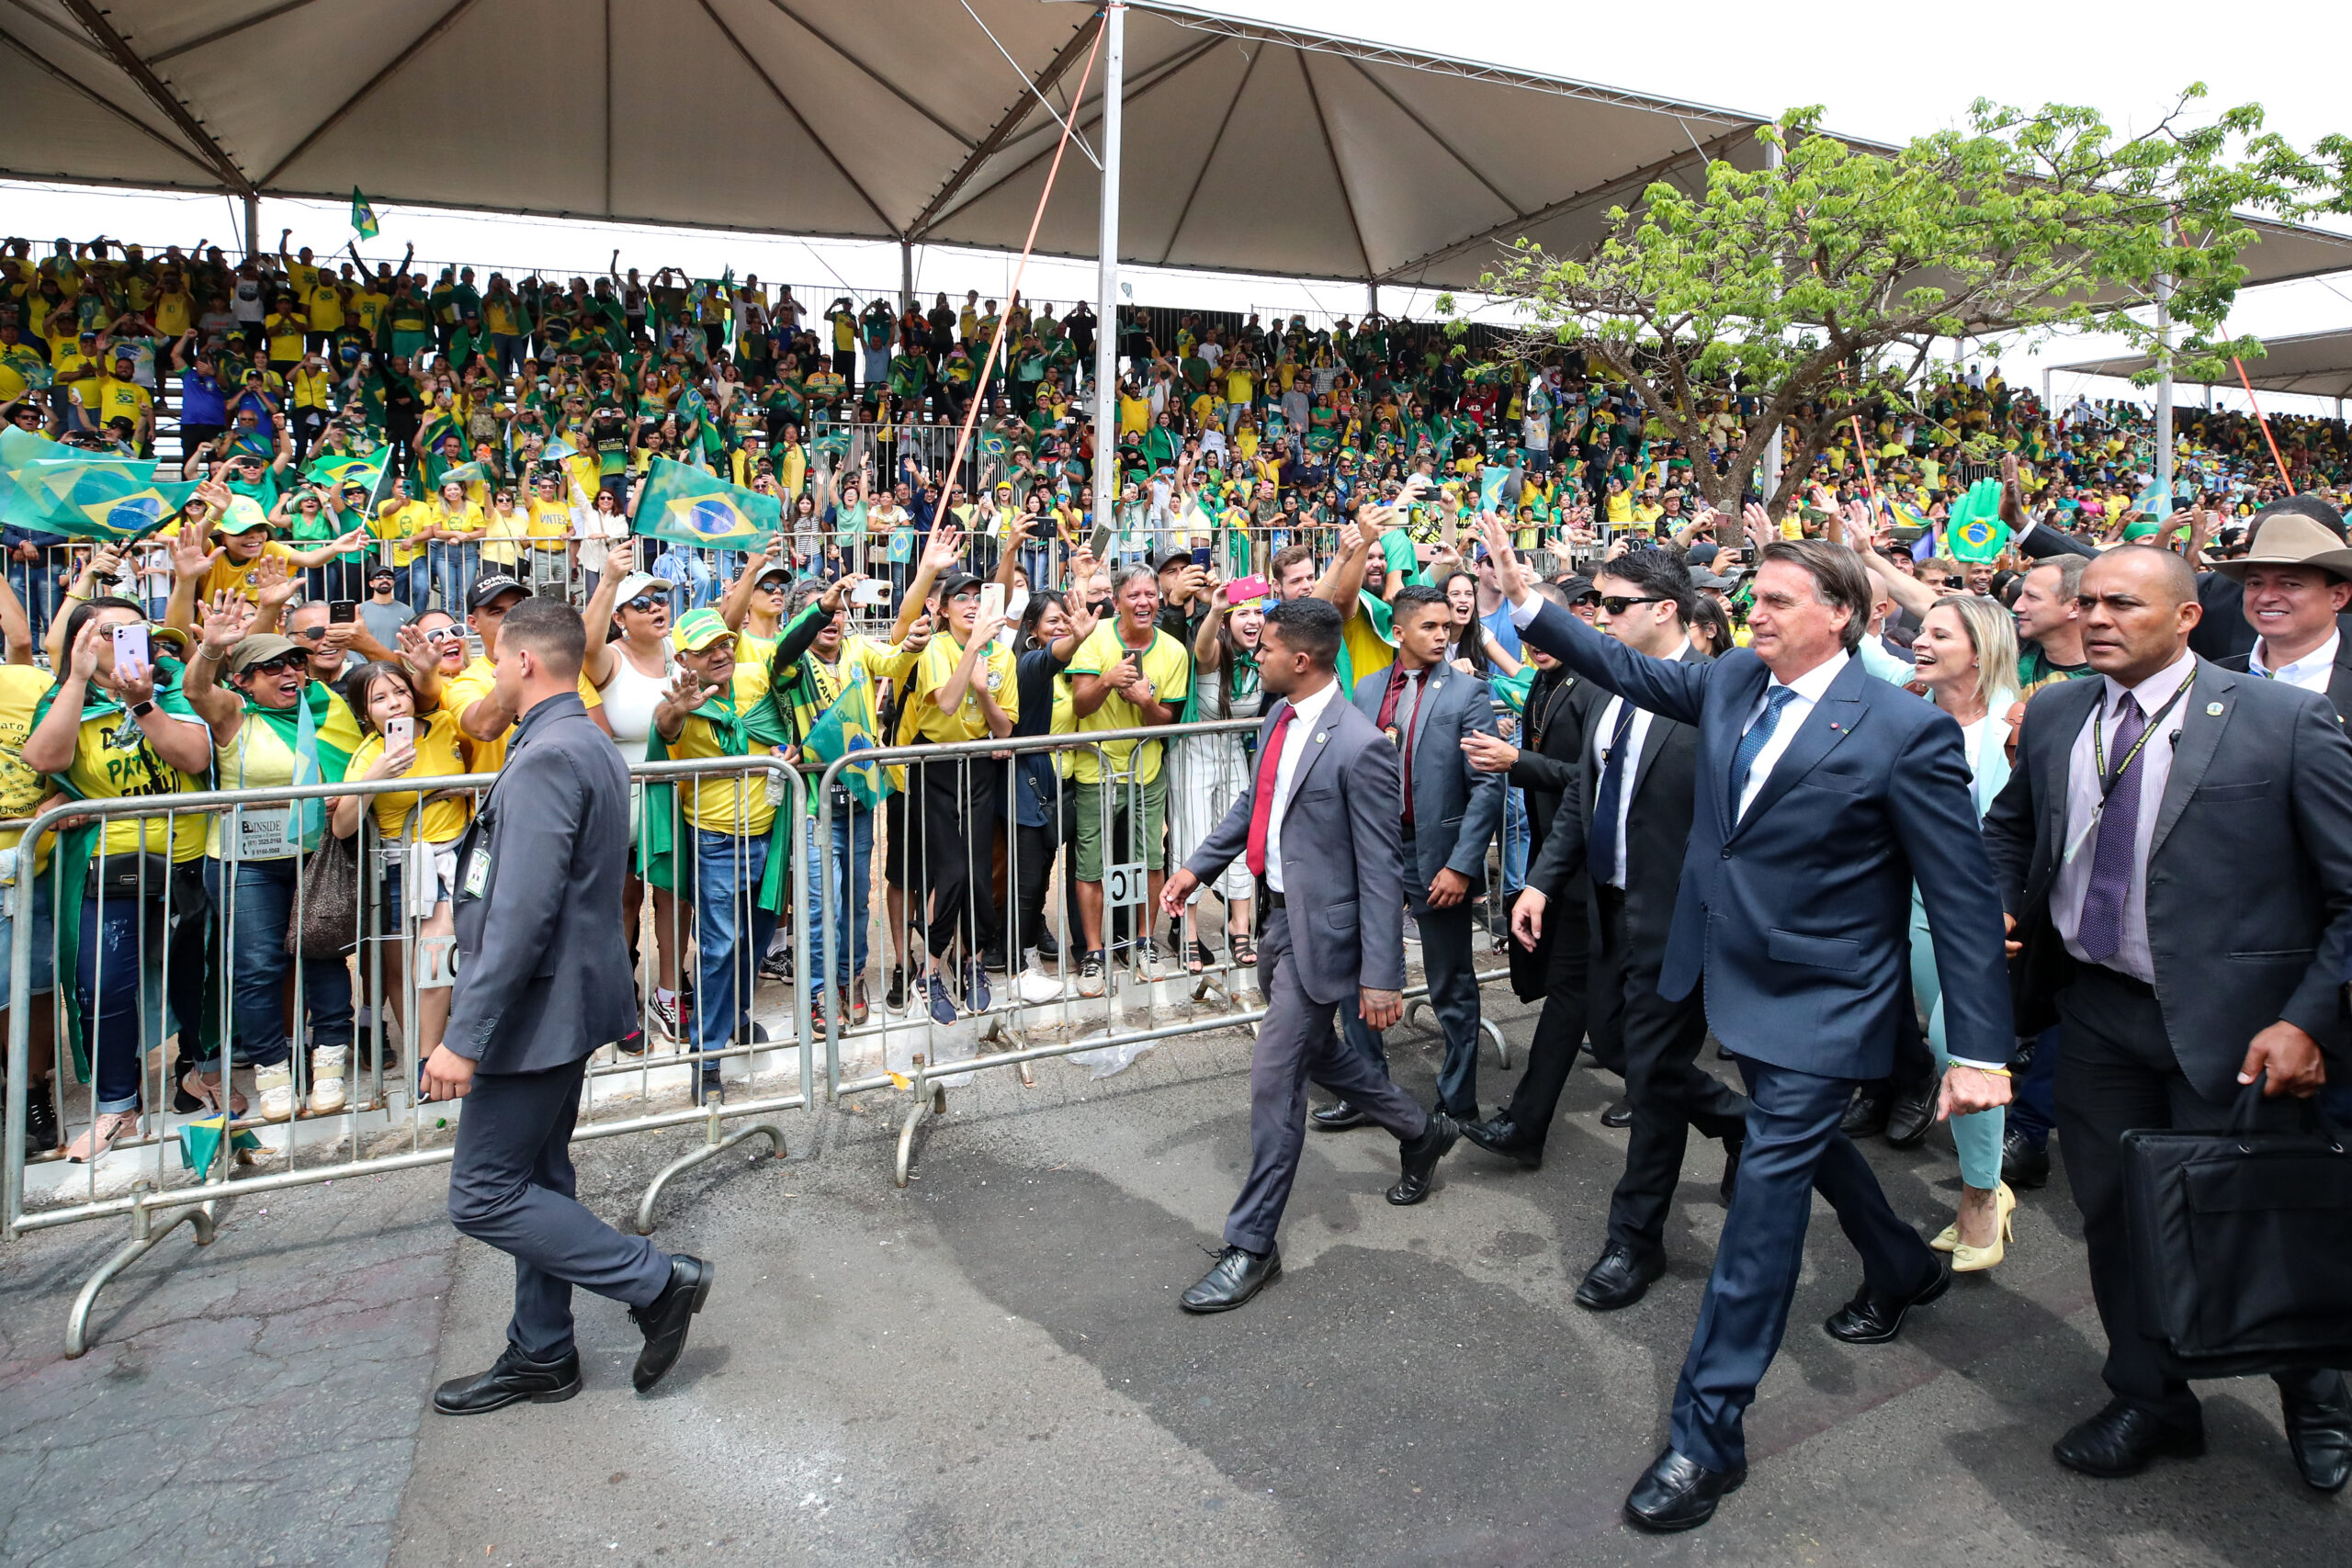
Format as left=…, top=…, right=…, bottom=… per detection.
left=1729, top=686, right=1800, bottom=819
left=1586, top=698, right=1639, bottom=886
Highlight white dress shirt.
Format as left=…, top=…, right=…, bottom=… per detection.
left=2052, top=649, right=2196, bottom=983
left=1262, top=678, right=1341, bottom=895
left=2250, top=628, right=2339, bottom=696
left=1735, top=650, right=1849, bottom=823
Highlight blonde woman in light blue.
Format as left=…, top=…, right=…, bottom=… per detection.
left=1858, top=591, right=2021, bottom=1270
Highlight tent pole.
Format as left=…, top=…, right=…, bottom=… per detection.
left=1367, top=279, right=1378, bottom=319
left=2154, top=263, right=2175, bottom=506
left=899, top=239, right=913, bottom=313
left=1091, top=2, right=1125, bottom=542
left=1757, top=133, right=1783, bottom=512
left=243, top=192, right=259, bottom=263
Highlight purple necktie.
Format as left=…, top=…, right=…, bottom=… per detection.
left=2075, top=693, right=2145, bottom=964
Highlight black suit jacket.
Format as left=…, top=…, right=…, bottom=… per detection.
left=1503, top=665, right=1597, bottom=999
left=1525, top=643, right=1708, bottom=964
left=2218, top=635, right=2352, bottom=726
left=1981, top=656, right=2352, bottom=1100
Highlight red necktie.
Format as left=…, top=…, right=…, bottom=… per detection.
left=1376, top=669, right=1423, bottom=825
left=1245, top=704, right=1298, bottom=879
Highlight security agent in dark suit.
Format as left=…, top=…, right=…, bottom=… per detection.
left=1482, top=517, right=2014, bottom=1532
left=422, top=599, right=714, bottom=1415
left=1457, top=582, right=1600, bottom=1158
left=1315, top=584, right=1504, bottom=1124
left=1982, top=545, right=2352, bottom=1493
left=1499, top=550, right=1748, bottom=1313
left=1160, top=597, right=1460, bottom=1314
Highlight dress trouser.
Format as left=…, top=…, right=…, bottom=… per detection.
left=1592, top=886, right=1747, bottom=1259
left=2054, top=964, right=2344, bottom=1427
left=447, top=1055, right=674, bottom=1361
left=1497, top=898, right=1591, bottom=1141
left=1225, top=903, right=1430, bottom=1255
left=1669, top=1055, right=1939, bottom=1474
left=1340, top=893, right=1482, bottom=1118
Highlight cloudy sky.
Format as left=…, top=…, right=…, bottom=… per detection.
left=7, top=0, right=2346, bottom=412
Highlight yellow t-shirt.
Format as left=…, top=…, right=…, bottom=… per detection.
left=264, top=313, right=306, bottom=361
left=288, top=365, right=331, bottom=411
left=82, top=375, right=152, bottom=429
left=376, top=499, right=433, bottom=566
left=444, top=656, right=602, bottom=773
left=525, top=499, right=571, bottom=552
left=480, top=505, right=527, bottom=569
left=202, top=539, right=301, bottom=603
left=1340, top=606, right=1396, bottom=694
left=0, top=665, right=56, bottom=874
left=152, top=289, right=193, bottom=339
left=306, top=284, right=345, bottom=333
left=347, top=708, right=474, bottom=842
left=1064, top=623, right=1191, bottom=784
left=57, top=704, right=209, bottom=862
left=889, top=632, right=1019, bottom=787
left=668, top=660, right=781, bottom=835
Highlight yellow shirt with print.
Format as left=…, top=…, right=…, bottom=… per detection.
left=443, top=656, right=604, bottom=774
left=376, top=499, right=434, bottom=567
left=202, top=540, right=301, bottom=604
left=306, top=284, right=345, bottom=333
left=265, top=313, right=305, bottom=361
left=668, top=659, right=781, bottom=836
left=0, top=665, right=57, bottom=876
left=57, top=705, right=209, bottom=863
left=348, top=708, right=474, bottom=843
left=888, top=632, right=1018, bottom=788
left=1064, top=623, right=1190, bottom=785
left=525, top=499, right=571, bottom=553
left=81, top=375, right=151, bottom=429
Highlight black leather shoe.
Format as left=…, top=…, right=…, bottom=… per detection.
left=1461, top=1114, right=1543, bottom=1169
left=630, top=1254, right=713, bottom=1393
left=2283, top=1375, right=2352, bottom=1494
left=1181, top=1244, right=1281, bottom=1313
left=2052, top=1398, right=2205, bottom=1478
left=1718, top=1138, right=1742, bottom=1201
left=1884, top=1084, right=1935, bottom=1148
left=1599, top=1098, right=1634, bottom=1129
left=1824, top=1253, right=1952, bottom=1344
left=432, top=1345, right=582, bottom=1416
left=1839, top=1085, right=1892, bottom=1138
left=1575, top=1244, right=1665, bottom=1312
left=2002, top=1126, right=2050, bottom=1190
left=1385, top=1113, right=1458, bottom=1205
left=1311, top=1100, right=1370, bottom=1131
left=1623, top=1446, right=1745, bottom=1532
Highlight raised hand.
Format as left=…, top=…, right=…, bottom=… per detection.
left=254, top=555, right=300, bottom=608
left=395, top=620, right=441, bottom=679
left=198, top=590, right=252, bottom=650
left=170, top=520, right=221, bottom=582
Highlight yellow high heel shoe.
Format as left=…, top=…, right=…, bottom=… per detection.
left=1951, top=1181, right=2018, bottom=1273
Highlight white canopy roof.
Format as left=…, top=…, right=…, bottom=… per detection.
left=2056, top=331, right=2352, bottom=401
left=5, top=0, right=2349, bottom=296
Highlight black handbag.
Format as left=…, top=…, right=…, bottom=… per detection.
left=285, top=831, right=360, bottom=959
left=2120, top=1077, right=2352, bottom=1380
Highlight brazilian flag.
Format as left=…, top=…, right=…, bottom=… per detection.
left=304, top=446, right=392, bottom=509
left=351, top=187, right=379, bottom=240
left=4, top=453, right=194, bottom=540
left=631, top=456, right=780, bottom=550
left=801, top=685, right=892, bottom=808
left=1945, top=478, right=2008, bottom=563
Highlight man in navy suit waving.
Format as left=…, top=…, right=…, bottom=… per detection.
left=1479, top=517, right=2013, bottom=1531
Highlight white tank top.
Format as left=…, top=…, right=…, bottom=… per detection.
left=597, top=638, right=674, bottom=750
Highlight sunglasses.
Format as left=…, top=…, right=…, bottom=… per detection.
left=621, top=594, right=663, bottom=614
left=243, top=652, right=309, bottom=677
left=422, top=626, right=462, bottom=644
left=290, top=626, right=328, bottom=640
left=1598, top=595, right=1667, bottom=615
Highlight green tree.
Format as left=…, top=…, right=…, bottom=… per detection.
left=1459, top=90, right=2338, bottom=518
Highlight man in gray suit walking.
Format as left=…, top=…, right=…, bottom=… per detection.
left=422, top=598, right=714, bottom=1414
left=1161, top=596, right=1459, bottom=1314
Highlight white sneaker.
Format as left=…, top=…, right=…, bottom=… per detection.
left=255, top=1063, right=296, bottom=1122
left=308, top=1046, right=348, bottom=1116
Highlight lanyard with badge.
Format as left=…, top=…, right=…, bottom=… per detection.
left=2064, top=680, right=2190, bottom=863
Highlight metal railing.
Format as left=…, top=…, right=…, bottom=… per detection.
left=3, top=752, right=811, bottom=1356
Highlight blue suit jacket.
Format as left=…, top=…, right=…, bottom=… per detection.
left=1350, top=662, right=1504, bottom=910
left=1516, top=599, right=2013, bottom=1079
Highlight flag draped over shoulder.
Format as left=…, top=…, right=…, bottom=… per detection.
left=0, top=428, right=190, bottom=541
left=351, top=187, right=379, bottom=240
left=1944, top=477, right=2009, bottom=563
left=240, top=683, right=361, bottom=849
left=631, top=456, right=780, bottom=550
left=637, top=687, right=797, bottom=913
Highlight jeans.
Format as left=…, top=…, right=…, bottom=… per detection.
left=405, top=558, right=434, bottom=613
left=80, top=893, right=166, bottom=1115
left=687, top=828, right=778, bottom=1065
left=204, top=855, right=353, bottom=1068
left=1500, top=785, right=1530, bottom=897
left=805, top=806, right=872, bottom=1005
left=433, top=541, right=481, bottom=615
left=8, top=560, right=52, bottom=643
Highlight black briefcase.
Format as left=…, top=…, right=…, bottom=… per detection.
left=2120, top=1079, right=2352, bottom=1380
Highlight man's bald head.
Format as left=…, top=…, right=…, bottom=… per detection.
left=2079, top=546, right=2201, bottom=686
left=2086, top=544, right=2199, bottom=609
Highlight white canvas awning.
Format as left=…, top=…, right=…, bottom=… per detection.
left=4, top=0, right=2349, bottom=295
left=2056, top=330, right=2352, bottom=401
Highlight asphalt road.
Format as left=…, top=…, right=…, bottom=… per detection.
left=4, top=994, right=2345, bottom=1567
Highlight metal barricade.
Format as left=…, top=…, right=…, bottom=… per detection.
left=804, top=719, right=1511, bottom=1188
left=2, top=752, right=810, bottom=1356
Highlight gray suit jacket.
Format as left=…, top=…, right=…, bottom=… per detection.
left=1983, top=655, right=2352, bottom=1100
left=1350, top=661, right=1504, bottom=911
left=1185, top=688, right=1408, bottom=1005
left=444, top=693, right=639, bottom=1073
